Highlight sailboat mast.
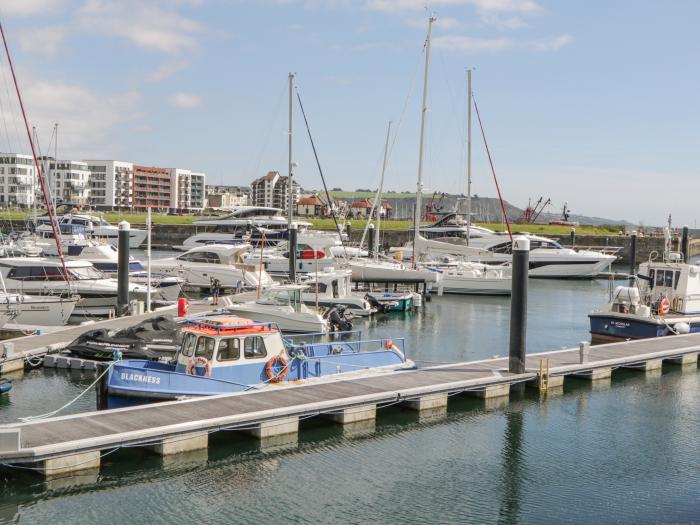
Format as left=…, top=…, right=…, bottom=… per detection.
left=414, top=16, right=436, bottom=268
left=466, top=68, right=472, bottom=245
left=287, top=72, right=294, bottom=226
left=375, top=121, right=392, bottom=261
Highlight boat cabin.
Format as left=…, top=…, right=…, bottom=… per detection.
left=256, top=285, right=306, bottom=312
left=636, top=256, right=700, bottom=315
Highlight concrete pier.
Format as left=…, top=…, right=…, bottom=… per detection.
left=470, top=383, right=510, bottom=399
left=148, top=432, right=209, bottom=456
left=246, top=417, right=299, bottom=439
left=324, top=404, right=376, bottom=424
left=403, top=393, right=448, bottom=411
left=40, top=451, right=101, bottom=476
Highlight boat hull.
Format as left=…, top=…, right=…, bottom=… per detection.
left=588, top=312, right=700, bottom=343
left=224, top=305, right=327, bottom=333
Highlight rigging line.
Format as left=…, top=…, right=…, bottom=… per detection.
left=0, top=13, right=22, bottom=154
left=0, top=73, right=12, bottom=153
left=0, top=20, right=71, bottom=281
left=295, top=88, right=347, bottom=258
left=472, top=93, right=512, bottom=241
left=250, top=78, right=288, bottom=180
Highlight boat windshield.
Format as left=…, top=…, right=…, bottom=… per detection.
left=257, top=289, right=301, bottom=309
left=69, top=266, right=105, bottom=280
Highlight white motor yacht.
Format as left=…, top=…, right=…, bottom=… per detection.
left=176, top=207, right=311, bottom=250
left=348, top=255, right=441, bottom=285
left=91, top=260, right=184, bottom=302
left=36, top=213, right=147, bottom=248
left=0, top=258, right=150, bottom=318
left=148, top=244, right=275, bottom=291
left=0, top=293, right=78, bottom=326
left=224, top=285, right=328, bottom=333
left=300, top=267, right=375, bottom=316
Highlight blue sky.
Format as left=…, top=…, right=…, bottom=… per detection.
left=0, top=0, right=697, bottom=226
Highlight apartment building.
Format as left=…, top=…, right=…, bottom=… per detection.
left=0, top=153, right=36, bottom=207
left=132, top=165, right=172, bottom=211
left=250, top=171, right=300, bottom=213
left=84, top=160, right=133, bottom=209
left=41, top=157, right=91, bottom=206
left=170, top=169, right=206, bottom=212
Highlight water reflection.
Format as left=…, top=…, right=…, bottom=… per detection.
left=498, top=410, right=525, bottom=525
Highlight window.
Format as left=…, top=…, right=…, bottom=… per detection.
left=675, top=271, right=681, bottom=289
left=655, top=270, right=665, bottom=287
left=177, top=251, right=221, bottom=264
left=181, top=333, right=197, bottom=357
left=195, top=337, right=216, bottom=359
left=217, top=338, right=240, bottom=361
left=648, top=269, right=655, bottom=288
left=664, top=270, right=674, bottom=288
left=244, top=336, right=267, bottom=359
left=491, top=242, right=512, bottom=254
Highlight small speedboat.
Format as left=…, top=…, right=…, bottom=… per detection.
left=365, top=291, right=416, bottom=312
left=107, top=315, right=413, bottom=400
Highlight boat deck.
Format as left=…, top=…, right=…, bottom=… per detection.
left=1, top=332, right=699, bottom=469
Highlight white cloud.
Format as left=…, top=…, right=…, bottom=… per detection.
left=9, top=77, right=140, bottom=157
left=433, top=35, right=513, bottom=52
left=18, top=27, right=67, bottom=57
left=168, top=92, right=202, bottom=109
left=146, top=59, right=190, bottom=83
left=365, top=0, right=541, bottom=14
left=76, top=0, right=204, bottom=53
left=529, top=34, right=573, bottom=51
left=433, top=33, right=572, bottom=53
left=0, top=0, right=64, bottom=16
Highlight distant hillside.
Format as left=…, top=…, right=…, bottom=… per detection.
left=325, top=191, right=631, bottom=226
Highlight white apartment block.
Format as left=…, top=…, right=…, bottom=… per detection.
left=0, top=153, right=36, bottom=207
left=41, top=158, right=91, bottom=206
left=206, top=185, right=250, bottom=209
left=250, top=171, right=300, bottom=214
left=85, top=160, right=133, bottom=209
left=170, top=168, right=206, bottom=211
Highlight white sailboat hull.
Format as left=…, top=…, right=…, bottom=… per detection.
left=224, top=304, right=327, bottom=333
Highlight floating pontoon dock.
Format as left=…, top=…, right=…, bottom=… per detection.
left=0, top=332, right=698, bottom=476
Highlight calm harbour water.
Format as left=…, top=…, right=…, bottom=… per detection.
left=1, top=278, right=699, bottom=524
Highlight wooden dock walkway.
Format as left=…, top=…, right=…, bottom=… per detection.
left=0, top=301, right=216, bottom=374
left=0, top=332, right=699, bottom=475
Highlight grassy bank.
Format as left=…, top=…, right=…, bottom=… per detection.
left=0, top=210, right=625, bottom=235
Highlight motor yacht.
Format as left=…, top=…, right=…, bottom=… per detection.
left=36, top=213, right=147, bottom=248
left=300, top=267, right=374, bottom=317
left=0, top=293, right=78, bottom=326
left=148, top=244, right=275, bottom=292
left=0, top=258, right=150, bottom=317
left=224, top=285, right=328, bottom=333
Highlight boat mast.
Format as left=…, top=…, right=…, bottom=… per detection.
left=466, top=68, right=472, bottom=245
left=0, top=21, right=70, bottom=281
left=413, top=16, right=436, bottom=268
left=375, top=121, right=392, bottom=261
left=287, top=72, right=295, bottom=226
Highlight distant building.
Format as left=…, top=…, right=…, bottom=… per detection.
left=133, top=165, right=172, bottom=211
left=296, top=194, right=324, bottom=216
left=250, top=171, right=300, bottom=214
left=84, top=160, right=133, bottom=210
left=41, top=157, right=91, bottom=206
left=0, top=153, right=36, bottom=207
left=348, top=198, right=392, bottom=219
left=206, top=185, right=250, bottom=209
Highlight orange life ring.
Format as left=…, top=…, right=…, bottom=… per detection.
left=186, top=356, right=212, bottom=377
left=265, top=355, right=289, bottom=383
left=658, top=297, right=671, bottom=316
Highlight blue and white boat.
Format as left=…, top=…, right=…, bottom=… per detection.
left=107, top=315, right=413, bottom=400
left=0, top=377, right=12, bottom=395
left=589, top=250, right=700, bottom=343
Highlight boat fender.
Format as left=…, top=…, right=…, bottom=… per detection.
left=265, top=355, right=289, bottom=383
left=658, top=297, right=670, bottom=316
left=383, top=339, right=393, bottom=350
left=178, top=297, right=190, bottom=317
left=186, top=356, right=212, bottom=377
left=674, top=322, right=691, bottom=335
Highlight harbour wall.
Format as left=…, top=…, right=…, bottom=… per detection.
left=0, top=220, right=672, bottom=264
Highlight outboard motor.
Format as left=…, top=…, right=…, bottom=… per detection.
left=326, top=305, right=353, bottom=332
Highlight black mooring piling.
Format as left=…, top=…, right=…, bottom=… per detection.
left=681, top=225, right=689, bottom=262
left=629, top=230, right=637, bottom=279
left=509, top=237, right=529, bottom=383
left=368, top=224, right=375, bottom=258
left=289, top=222, right=298, bottom=283
left=117, top=221, right=130, bottom=316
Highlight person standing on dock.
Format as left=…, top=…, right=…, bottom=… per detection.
left=210, top=276, right=222, bottom=305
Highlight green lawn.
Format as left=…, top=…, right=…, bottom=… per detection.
left=0, top=209, right=625, bottom=235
